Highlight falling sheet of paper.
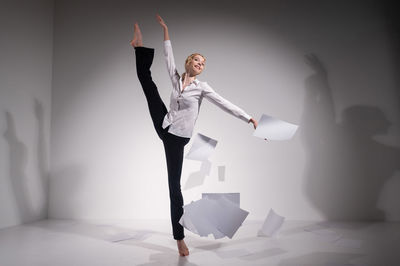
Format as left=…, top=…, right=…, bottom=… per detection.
left=179, top=195, right=249, bottom=239
left=253, top=114, right=299, bottom=140
left=184, top=199, right=222, bottom=238
left=215, top=196, right=249, bottom=238
left=185, top=133, right=218, bottom=161
left=202, top=193, right=240, bottom=207
left=218, top=165, right=226, bottom=182
left=258, top=209, right=285, bottom=237
left=179, top=210, right=199, bottom=235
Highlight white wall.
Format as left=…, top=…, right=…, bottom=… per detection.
left=0, top=0, right=53, bottom=229
left=49, top=0, right=400, bottom=221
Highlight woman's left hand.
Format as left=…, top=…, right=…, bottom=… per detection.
left=249, top=118, right=268, bottom=141
left=249, top=118, right=258, bottom=129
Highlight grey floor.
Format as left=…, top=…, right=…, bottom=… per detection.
left=0, top=219, right=399, bottom=266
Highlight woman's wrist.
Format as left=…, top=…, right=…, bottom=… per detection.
left=163, top=26, right=169, bottom=41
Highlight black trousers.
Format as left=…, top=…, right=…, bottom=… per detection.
left=135, top=46, right=190, bottom=240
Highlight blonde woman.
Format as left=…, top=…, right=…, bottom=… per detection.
left=130, top=14, right=257, bottom=256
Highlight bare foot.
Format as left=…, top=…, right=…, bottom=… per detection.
left=177, top=239, right=189, bottom=256
left=130, top=22, right=143, bottom=47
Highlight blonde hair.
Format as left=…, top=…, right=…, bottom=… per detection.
left=182, top=53, right=206, bottom=80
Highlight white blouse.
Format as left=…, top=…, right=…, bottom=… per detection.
left=162, top=40, right=252, bottom=138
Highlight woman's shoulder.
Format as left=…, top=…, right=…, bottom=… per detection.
left=197, top=81, right=215, bottom=95
left=198, top=80, right=209, bottom=87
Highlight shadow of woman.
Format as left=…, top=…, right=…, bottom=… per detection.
left=34, top=98, right=50, bottom=218
left=3, top=111, right=33, bottom=222
left=300, top=54, right=400, bottom=221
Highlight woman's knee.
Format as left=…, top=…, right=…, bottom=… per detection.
left=137, top=70, right=152, bottom=84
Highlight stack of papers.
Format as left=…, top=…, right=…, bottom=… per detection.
left=179, top=194, right=249, bottom=239
left=202, top=193, right=240, bottom=207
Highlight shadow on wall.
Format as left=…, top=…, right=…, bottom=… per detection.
left=3, top=111, right=32, bottom=222
left=3, top=99, right=49, bottom=223
left=184, top=160, right=211, bottom=190
left=34, top=98, right=50, bottom=218
left=300, top=54, right=400, bottom=221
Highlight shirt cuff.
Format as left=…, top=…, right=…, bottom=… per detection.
left=164, top=40, right=171, bottom=46
left=244, top=114, right=252, bottom=123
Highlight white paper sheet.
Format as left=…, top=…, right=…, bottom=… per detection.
left=304, top=224, right=342, bottom=242
left=215, top=248, right=252, bottom=259
left=185, top=199, right=222, bottom=238
left=105, top=230, right=152, bottom=242
left=218, top=165, right=226, bottom=182
left=253, top=114, right=298, bottom=140
left=179, top=194, right=249, bottom=239
left=178, top=208, right=198, bottom=234
left=185, top=133, right=218, bottom=161
left=312, top=232, right=342, bottom=242
left=202, top=193, right=240, bottom=207
left=258, top=209, right=285, bottom=237
left=105, top=232, right=133, bottom=242
left=215, top=197, right=249, bottom=238
left=335, top=238, right=362, bottom=248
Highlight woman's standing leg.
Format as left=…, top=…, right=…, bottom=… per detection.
left=163, top=133, right=190, bottom=254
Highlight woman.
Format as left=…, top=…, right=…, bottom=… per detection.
left=130, top=14, right=258, bottom=256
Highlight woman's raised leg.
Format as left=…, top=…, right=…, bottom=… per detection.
left=132, top=23, right=167, bottom=138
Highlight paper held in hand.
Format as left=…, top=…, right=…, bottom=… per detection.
left=253, top=114, right=298, bottom=141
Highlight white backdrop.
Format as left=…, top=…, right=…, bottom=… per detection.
left=47, top=0, right=400, bottom=222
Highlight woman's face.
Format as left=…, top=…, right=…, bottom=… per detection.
left=188, top=55, right=205, bottom=76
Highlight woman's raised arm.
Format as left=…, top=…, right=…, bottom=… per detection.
left=158, top=14, right=179, bottom=87
left=156, top=14, right=170, bottom=41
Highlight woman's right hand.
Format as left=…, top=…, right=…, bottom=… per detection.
left=156, top=14, right=167, bottom=28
